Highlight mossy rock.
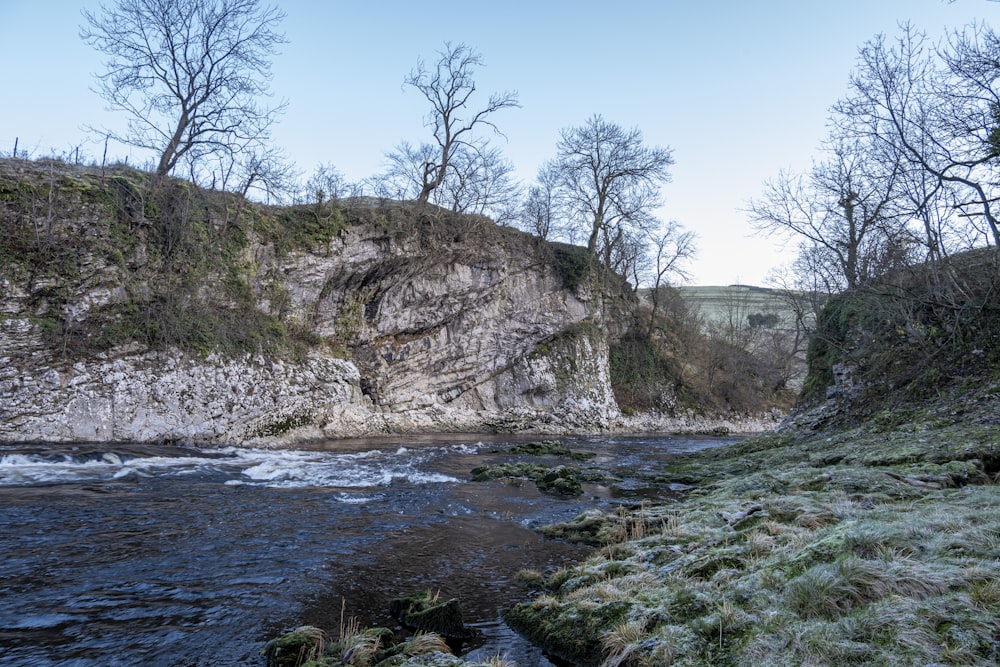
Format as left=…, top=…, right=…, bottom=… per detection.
left=469, top=462, right=579, bottom=493
left=539, top=509, right=614, bottom=545
left=470, top=462, right=607, bottom=496
left=504, top=599, right=631, bottom=665
left=470, top=462, right=541, bottom=482
left=505, top=440, right=595, bottom=460
left=388, top=591, right=479, bottom=639
left=536, top=465, right=584, bottom=495
left=263, top=626, right=326, bottom=667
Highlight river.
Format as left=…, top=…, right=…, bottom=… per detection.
left=0, top=434, right=735, bottom=666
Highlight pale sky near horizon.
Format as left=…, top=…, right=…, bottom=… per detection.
left=1, top=1, right=997, bottom=286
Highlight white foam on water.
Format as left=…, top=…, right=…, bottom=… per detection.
left=235, top=448, right=460, bottom=489
left=0, top=445, right=463, bottom=489
left=333, top=492, right=381, bottom=504
left=448, top=442, right=484, bottom=455
left=0, top=452, right=167, bottom=485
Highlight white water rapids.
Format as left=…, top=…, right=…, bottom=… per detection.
left=0, top=443, right=476, bottom=489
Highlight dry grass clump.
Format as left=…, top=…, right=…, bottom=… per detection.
left=514, top=568, right=545, bottom=588
left=337, top=615, right=382, bottom=665
left=267, top=604, right=463, bottom=667
left=600, top=620, right=650, bottom=667
left=296, top=625, right=326, bottom=663
left=399, top=631, right=451, bottom=657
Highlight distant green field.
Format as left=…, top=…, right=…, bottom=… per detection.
left=676, top=285, right=804, bottom=331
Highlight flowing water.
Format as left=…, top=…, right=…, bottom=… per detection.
left=0, top=434, right=735, bottom=666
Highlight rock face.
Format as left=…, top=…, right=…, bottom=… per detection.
left=0, top=169, right=626, bottom=444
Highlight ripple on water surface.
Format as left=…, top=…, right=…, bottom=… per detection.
left=0, top=435, right=735, bottom=666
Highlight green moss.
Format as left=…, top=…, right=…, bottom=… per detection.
left=547, top=242, right=594, bottom=291
left=504, top=599, right=631, bottom=665
left=268, top=204, right=347, bottom=255
left=256, top=412, right=313, bottom=438
left=263, top=626, right=326, bottom=667
left=0, top=159, right=342, bottom=360
left=608, top=328, right=680, bottom=412
left=471, top=462, right=617, bottom=497
left=388, top=591, right=478, bottom=639
left=333, top=290, right=368, bottom=345
left=503, top=440, right=595, bottom=460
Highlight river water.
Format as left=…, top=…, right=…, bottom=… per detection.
left=0, top=434, right=734, bottom=666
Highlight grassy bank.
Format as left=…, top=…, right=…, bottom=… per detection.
left=505, top=384, right=1000, bottom=666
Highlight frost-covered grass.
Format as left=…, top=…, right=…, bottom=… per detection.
left=506, top=389, right=1000, bottom=666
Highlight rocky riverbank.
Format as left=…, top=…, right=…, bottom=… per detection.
left=502, top=383, right=1000, bottom=666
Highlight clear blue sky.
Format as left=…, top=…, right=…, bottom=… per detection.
left=1, top=1, right=996, bottom=285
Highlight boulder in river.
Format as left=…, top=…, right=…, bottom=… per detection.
left=389, top=591, right=480, bottom=639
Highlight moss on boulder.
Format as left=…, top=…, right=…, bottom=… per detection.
left=503, top=440, right=595, bottom=460
left=388, top=591, right=479, bottom=639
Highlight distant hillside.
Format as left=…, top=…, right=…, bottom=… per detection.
left=676, top=284, right=810, bottom=333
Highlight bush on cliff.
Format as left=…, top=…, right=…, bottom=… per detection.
left=802, top=247, right=1000, bottom=413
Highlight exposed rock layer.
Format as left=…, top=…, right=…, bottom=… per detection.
left=0, top=166, right=631, bottom=443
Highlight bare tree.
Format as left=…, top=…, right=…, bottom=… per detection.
left=403, top=42, right=519, bottom=205
left=748, top=136, right=912, bottom=291
left=81, top=0, right=286, bottom=184
left=434, top=141, right=521, bottom=221
left=381, top=138, right=519, bottom=221
left=230, top=146, right=297, bottom=203
left=765, top=261, right=828, bottom=371
left=837, top=23, right=1000, bottom=248
left=646, top=221, right=697, bottom=330
left=380, top=141, right=437, bottom=201
left=616, top=228, right=650, bottom=288
left=551, top=115, right=674, bottom=269
left=302, top=162, right=359, bottom=204
left=519, top=161, right=560, bottom=240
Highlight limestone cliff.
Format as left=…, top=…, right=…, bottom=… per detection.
left=0, top=160, right=628, bottom=444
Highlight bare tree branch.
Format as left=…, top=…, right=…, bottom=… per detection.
left=402, top=42, right=520, bottom=205
left=551, top=114, right=674, bottom=270
left=81, top=0, right=286, bottom=186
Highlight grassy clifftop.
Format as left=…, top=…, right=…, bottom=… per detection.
left=0, top=157, right=353, bottom=357
left=0, top=158, right=606, bottom=362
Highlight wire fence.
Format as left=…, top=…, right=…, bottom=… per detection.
left=0, top=135, right=149, bottom=171
left=1, top=136, right=80, bottom=162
